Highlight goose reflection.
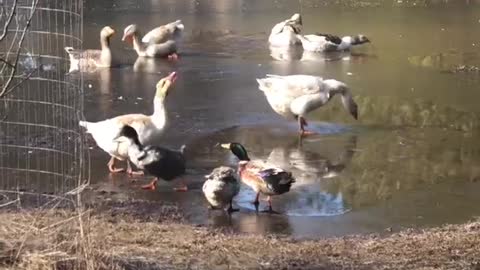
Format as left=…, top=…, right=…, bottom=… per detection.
left=133, top=57, right=175, bottom=73
left=266, top=135, right=357, bottom=183
left=300, top=50, right=349, bottom=62
left=269, top=45, right=369, bottom=65
left=233, top=134, right=357, bottom=217
left=269, top=45, right=303, bottom=61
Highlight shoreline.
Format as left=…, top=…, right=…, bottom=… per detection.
left=1, top=200, right=479, bottom=269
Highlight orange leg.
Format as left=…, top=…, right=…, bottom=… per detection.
left=298, top=116, right=317, bottom=136
left=173, top=179, right=188, bottom=192
left=252, top=192, right=260, bottom=212
left=253, top=192, right=260, bottom=205
left=107, top=156, right=125, bottom=173
left=126, top=160, right=144, bottom=176
left=227, top=200, right=239, bottom=213
left=261, top=196, right=280, bottom=214
left=141, top=178, right=158, bottom=190
left=167, top=53, right=179, bottom=61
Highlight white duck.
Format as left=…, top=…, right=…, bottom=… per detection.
left=202, top=166, right=240, bottom=213
left=65, top=26, right=115, bottom=72
left=298, top=33, right=370, bottom=52
left=79, top=72, right=177, bottom=174
left=256, top=74, right=358, bottom=136
left=268, top=13, right=303, bottom=47
left=122, top=20, right=184, bottom=59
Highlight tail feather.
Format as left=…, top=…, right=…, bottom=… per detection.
left=79, top=120, right=93, bottom=132
left=179, top=144, right=187, bottom=154
left=176, top=23, right=185, bottom=31
left=265, top=74, right=284, bottom=78
left=256, top=79, right=268, bottom=92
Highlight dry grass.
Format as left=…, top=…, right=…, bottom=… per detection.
left=1, top=199, right=480, bottom=270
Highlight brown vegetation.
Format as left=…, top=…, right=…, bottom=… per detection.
left=0, top=199, right=480, bottom=270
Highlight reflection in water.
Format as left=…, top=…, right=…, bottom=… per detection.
left=80, top=0, right=480, bottom=238
left=133, top=57, right=174, bottom=73
left=266, top=135, right=356, bottom=216
left=269, top=45, right=303, bottom=61
left=189, top=125, right=357, bottom=217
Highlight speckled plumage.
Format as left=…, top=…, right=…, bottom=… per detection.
left=202, top=166, right=240, bottom=210
left=298, top=34, right=370, bottom=52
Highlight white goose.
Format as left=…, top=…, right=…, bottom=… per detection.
left=79, top=72, right=177, bottom=174
left=256, top=74, right=358, bottom=136
left=141, top=20, right=184, bottom=44
left=122, top=20, right=184, bottom=59
left=298, top=33, right=370, bottom=52
left=268, top=14, right=303, bottom=47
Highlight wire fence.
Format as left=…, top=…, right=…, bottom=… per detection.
left=0, top=0, right=87, bottom=207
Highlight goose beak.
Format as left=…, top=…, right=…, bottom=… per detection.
left=121, top=33, right=132, bottom=43
left=166, top=71, right=177, bottom=83
left=219, top=143, right=231, bottom=149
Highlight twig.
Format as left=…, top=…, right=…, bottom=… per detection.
left=39, top=209, right=91, bottom=232
left=0, top=68, right=36, bottom=97
left=0, top=58, right=15, bottom=68
left=0, top=0, right=17, bottom=42
left=0, top=0, right=39, bottom=99
left=0, top=198, right=20, bottom=208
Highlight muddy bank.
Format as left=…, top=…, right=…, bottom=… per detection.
left=1, top=199, right=479, bottom=270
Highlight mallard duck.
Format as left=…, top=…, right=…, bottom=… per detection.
left=256, top=74, right=358, bottom=136
left=202, top=166, right=240, bottom=213
left=79, top=72, right=177, bottom=174
left=65, top=26, right=115, bottom=72
left=220, top=142, right=295, bottom=213
left=122, top=21, right=184, bottom=59
left=298, top=33, right=370, bottom=52
left=268, top=13, right=303, bottom=47
left=114, top=125, right=187, bottom=191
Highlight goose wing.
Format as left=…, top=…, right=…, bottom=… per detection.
left=65, top=48, right=102, bottom=61
left=257, top=74, right=323, bottom=97
left=314, top=33, right=342, bottom=45
left=142, top=20, right=184, bottom=44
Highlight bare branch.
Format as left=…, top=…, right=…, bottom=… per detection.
left=0, top=0, right=18, bottom=42
left=0, top=68, right=36, bottom=97
left=0, top=57, right=14, bottom=68
left=0, top=0, right=39, bottom=99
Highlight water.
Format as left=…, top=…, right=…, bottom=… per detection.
left=80, top=0, right=480, bottom=238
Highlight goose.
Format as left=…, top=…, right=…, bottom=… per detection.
left=114, top=125, right=187, bottom=191
left=220, top=142, right=295, bottom=213
left=268, top=13, right=303, bottom=47
left=79, top=72, right=177, bottom=174
left=122, top=21, right=184, bottom=59
left=256, top=74, right=358, bottom=136
left=65, top=26, right=115, bottom=72
left=298, top=33, right=370, bottom=52
left=202, top=166, right=240, bottom=213
left=141, top=20, right=184, bottom=44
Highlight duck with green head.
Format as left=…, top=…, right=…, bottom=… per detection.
left=220, top=142, right=295, bottom=213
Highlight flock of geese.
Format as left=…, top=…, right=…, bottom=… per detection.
left=73, top=14, right=370, bottom=213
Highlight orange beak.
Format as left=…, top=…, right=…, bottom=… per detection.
left=166, top=71, right=177, bottom=83
left=122, top=34, right=133, bottom=45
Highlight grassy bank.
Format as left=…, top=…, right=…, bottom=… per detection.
left=0, top=200, right=479, bottom=270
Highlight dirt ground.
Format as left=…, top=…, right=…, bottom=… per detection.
left=1, top=199, right=480, bottom=270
